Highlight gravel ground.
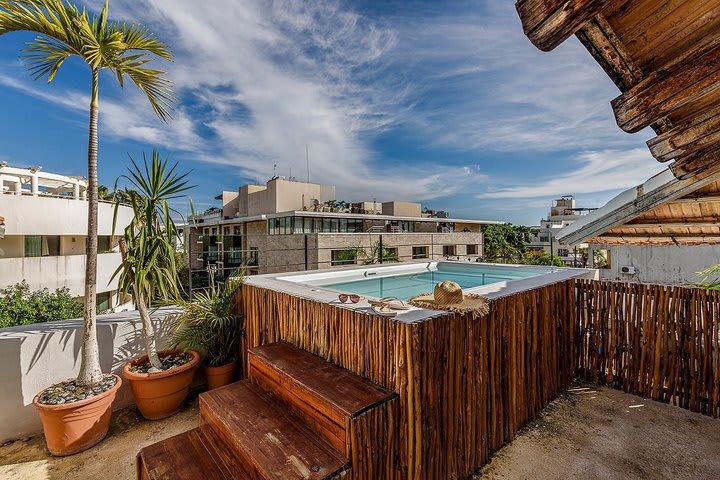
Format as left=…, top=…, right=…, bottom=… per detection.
left=0, top=396, right=199, bottom=480
left=2, top=385, right=718, bottom=479
left=477, top=383, right=720, bottom=480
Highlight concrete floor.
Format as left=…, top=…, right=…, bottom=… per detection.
left=1, top=386, right=718, bottom=480
left=477, top=384, right=720, bottom=480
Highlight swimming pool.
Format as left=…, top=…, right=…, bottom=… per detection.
left=315, top=263, right=543, bottom=300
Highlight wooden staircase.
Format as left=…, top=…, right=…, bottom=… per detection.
left=137, top=342, right=396, bottom=480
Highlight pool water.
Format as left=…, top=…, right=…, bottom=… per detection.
left=318, top=264, right=544, bottom=300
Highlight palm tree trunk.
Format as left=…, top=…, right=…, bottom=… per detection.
left=118, top=238, right=163, bottom=370
left=133, top=285, right=163, bottom=371
left=77, top=68, right=103, bottom=385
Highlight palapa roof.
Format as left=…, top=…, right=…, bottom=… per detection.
left=516, top=0, right=720, bottom=245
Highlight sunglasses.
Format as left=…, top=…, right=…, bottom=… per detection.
left=338, top=293, right=362, bottom=304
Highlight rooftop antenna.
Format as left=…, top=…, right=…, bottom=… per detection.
left=272, top=162, right=277, bottom=179
left=306, top=144, right=310, bottom=183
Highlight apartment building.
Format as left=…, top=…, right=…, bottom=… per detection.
left=188, top=177, right=500, bottom=288
left=0, top=164, right=133, bottom=310
left=526, top=196, right=595, bottom=267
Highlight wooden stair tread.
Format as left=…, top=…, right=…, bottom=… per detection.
left=137, top=428, right=236, bottom=480
left=200, top=380, right=348, bottom=480
left=249, top=342, right=393, bottom=417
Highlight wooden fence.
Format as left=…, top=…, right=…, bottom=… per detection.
left=241, top=280, right=577, bottom=479
left=575, top=280, right=720, bottom=418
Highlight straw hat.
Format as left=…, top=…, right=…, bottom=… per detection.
left=408, top=281, right=489, bottom=318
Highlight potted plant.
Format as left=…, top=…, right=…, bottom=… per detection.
left=0, top=0, right=173, bottom=455
left=113, top=151, right=199, bottom=420
left=172, top=276, right=244, bottom=390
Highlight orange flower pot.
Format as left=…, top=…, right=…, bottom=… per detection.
left=122, top=349, right=199, bottom=420
left=203, top=361, right=237, bottom=390
left=33, top=374, right=122, bottom=456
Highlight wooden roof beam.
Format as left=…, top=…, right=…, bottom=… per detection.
left=612, top=37, right=720, bottom=133
left=669, top=194, right=720, bottom=205
left=647, top=106, right=720, bottom=162
left=622, top=221, right=720, bottom=229
left=591, top=235, right=720, bottom=245
left=516, top=0, right=611, bottom=52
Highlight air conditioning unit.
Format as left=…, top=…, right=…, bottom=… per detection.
left=620, top=265, right=636, bottom=275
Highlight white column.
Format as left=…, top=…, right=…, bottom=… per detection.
left=73, top=182, right=80, bottom=200
left=30, top=174, right=39, bottom=196
left=13, top=180, right=21, bottom=195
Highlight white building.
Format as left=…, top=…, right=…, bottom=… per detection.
left=0, top=164, right=133, bottom=310
left=527, top=196, right=595, bottom=266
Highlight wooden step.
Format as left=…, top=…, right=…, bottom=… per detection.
left=199, top=380, right=348, bottom=480
left=248, top=342, right=394, bottom=454
left=137, top=428, right=245, bottom=480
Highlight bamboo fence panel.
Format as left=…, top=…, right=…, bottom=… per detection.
left=575, top=279, right=720, bottom=418
left=240, top=280, right=577, bottom=479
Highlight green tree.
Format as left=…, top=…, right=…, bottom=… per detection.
left=522, top=250, right=564, bottom=267
left=113, top=151, right=193, bottom=370
left=0, top=0, right=173, bottom=385
left=482, top=224, right=536, bottom=263
left=0, top=281, right=84, bottom=329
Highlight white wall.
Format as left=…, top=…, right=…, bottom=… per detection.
left=0, top=196, right=132, bottom=236
left=0, top=252, right=122, bottom=295
left=592, top=243, right=720, bottom=285
left=0, top=308, right=185, bottom=442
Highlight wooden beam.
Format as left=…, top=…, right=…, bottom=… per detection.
left=557, top=164, right=720, bottom=246
left=647, top=106, right=720, bottom=162
left=669, top=194, right=720, bottom=205
left=516, top=0, right=611, bottom=52
left=612, top=36, right=720, bottom=133
left=623, top=221, right=720, bottom=229
left=593, top=235, right=720, bottom=245
left=669, top=146, right=720, bottom=179
left=576, top=15, right=642, bottom=92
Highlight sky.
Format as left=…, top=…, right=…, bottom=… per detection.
left=0, top=0, right=665, bottom=225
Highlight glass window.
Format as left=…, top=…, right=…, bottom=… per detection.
left=339, top=218, right=348, bottom=233
left=412, top=246, right=428, bottom=259
left=24, top=236, right=41, bottom=257
left=443, top=245, right=456, bottom=257
left=466, top=244, right=478, bottom=255
left=322, top=218, right=331, bottom=232
left=331, top=249, right=356, bottom=266
left=97, top=292, right=111, bottom=312
left=331, top=218, right=339, bottom=232
left=294, top=217, right=304, bottom=234
left=223, top=227, right=230, bottom=235
left=304, top=217, right=313, bottom=233
left=98, top=236, right=111, bottom=253
left=234, top=226, right=242, bottom=235
left=314, top=218, right=322, bottom=233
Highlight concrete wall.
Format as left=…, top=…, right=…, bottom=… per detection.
left=60, top=235, right=86, bottom=256
left=591, top=243, right=720, bottom=285
left=0, top=252, right=121, bottom=295
left=0, top=196, right=132, bottom=236
left=0, top=308, right=183, bottom=442
left=381, top=201, right=421, bottom=217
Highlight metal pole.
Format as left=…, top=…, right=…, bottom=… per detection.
left=550, top=234, right=554, bottom=266
left=304, top=234, right=308, bottom=270
left=379, top=234, right=383, bottom=264
left=188, top=231, right=193, bottom=295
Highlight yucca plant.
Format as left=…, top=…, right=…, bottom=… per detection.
left=695, top=264, right=720, bottom=290
left=172, top=276, right=243, bottom=367
left=0, top=0, right=173, bottom=385
left=112, top=151, right=193, bottom=371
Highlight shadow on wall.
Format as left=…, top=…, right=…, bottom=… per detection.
left=0, top=308, right=182, bottom=443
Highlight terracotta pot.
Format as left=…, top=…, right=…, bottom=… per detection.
left=203, top=361, right=237, bottom=390
left=122, top=349, right=199, bottom=420
left=33, top=374, right=122, bottom=456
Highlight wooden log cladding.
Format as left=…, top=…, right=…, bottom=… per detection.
left=575, top=279, right=720, bottom=418
left=241, top=280, right=578, bottom=479
left=515, top=0, right=612, bottom=52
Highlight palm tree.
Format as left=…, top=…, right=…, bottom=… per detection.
left=0, top=0, right=173, bottom=385
left=113, top=151, right=193, bottom=370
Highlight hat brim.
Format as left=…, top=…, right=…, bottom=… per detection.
left=408, top=293, right=489, bottom=317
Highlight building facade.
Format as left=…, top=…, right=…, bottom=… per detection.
left=188, top=177, right=499, bottom=289
left=0, top=165, right=133, bottom=310
left=526, top=196, right=595, bottom=266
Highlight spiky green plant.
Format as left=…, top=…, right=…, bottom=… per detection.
left=172, top=277, right=243, bottom=367
left=112, top=151, right=193, bottom=370
left=0, top=0, right=173, bottom=385
left=695, top=264, right=720, bottom=290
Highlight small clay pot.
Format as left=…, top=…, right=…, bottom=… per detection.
left=203, top=361, right=237, bottom=390
left=33, top=374, right=122, bottom=456
left=122, top=349, right=199, bottom=420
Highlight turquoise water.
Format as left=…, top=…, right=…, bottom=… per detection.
left=318, top=264, right=544, bottom=300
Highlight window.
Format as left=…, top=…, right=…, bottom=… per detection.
left=234, top=226, right=242, bottom=235
left=24, top=236, right=41, bottom=257
left=97, top=292, right=111, bottom=312
left=539, top=234, right=550, bottom=243
left=443, top=245, right=456, bottom=257
left=248, top=247, right=259, bottom=266
left=211, top=227, right=218, bottom=235
left=466, top=244, right=478, bottom=255
left=383, top=247, right=398, bottom=262
left=594, top=249, right=611, bottom=269
left=226, top=247, right=243, bottom=265
left=98, top=236, right=111, bottom=253
left=412, top=246, right=429, bottom=259
left=557, top=249, right=569, bottom=257
left=331, top=249, right=356, bottom=266
left=223, top=227, right=230, bottom=235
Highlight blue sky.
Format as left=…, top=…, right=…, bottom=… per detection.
left=0, top=0, right=664, bottom=225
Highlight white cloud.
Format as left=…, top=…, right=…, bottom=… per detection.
left=478, top=148, right=664, bottom=199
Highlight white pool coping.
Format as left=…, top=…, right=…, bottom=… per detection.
left=245, top=261, right=598, bottom=324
